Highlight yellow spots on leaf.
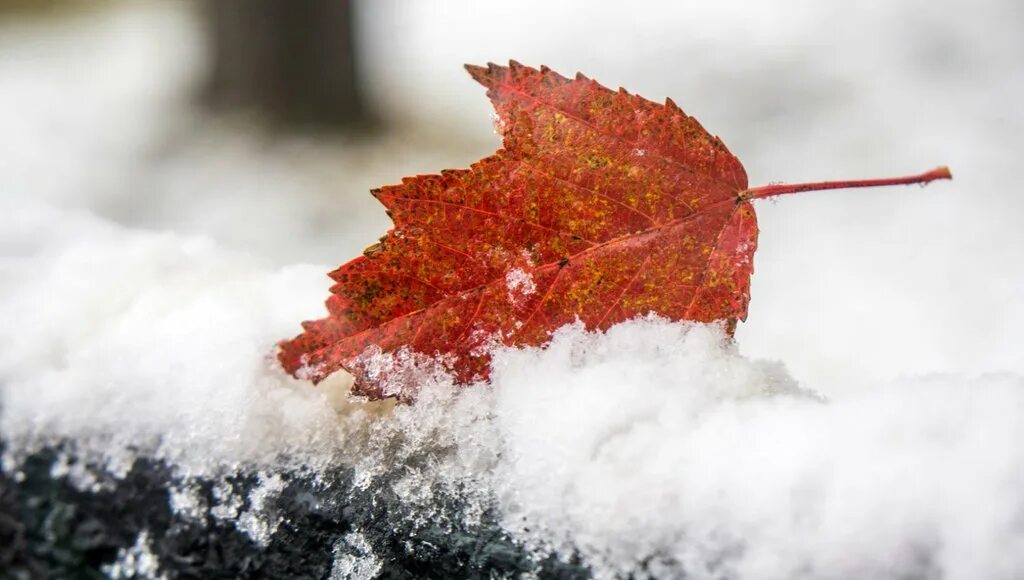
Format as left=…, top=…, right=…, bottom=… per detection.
left=524, top=201, right=540, bottom=221
left=561, top=261, right=609, bottom=312
left=580, top=153, right=612, bottom=169
left=644, top=189, right=659, bottom=206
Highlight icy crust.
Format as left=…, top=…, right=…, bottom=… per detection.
left=3, top=206, right=1024, bottom=578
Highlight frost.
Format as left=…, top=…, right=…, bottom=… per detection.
left=468, top=326, right=508, bottom=358
left=236, top=472, right=287, bottom=546
left=505, top=267, right=537, bottom=307
left=210, top=480, right=245, bottom=522
left=295, top=355, right=329, bottom=383
left=168, top=482, right=206, bottom=522
left=490, top=111, right=506, bottom=135
left=353, top=345, right=456, bottom=399
left=103, top=531, right=166, bottom=580
left=330, top=532, right=383, bottom=580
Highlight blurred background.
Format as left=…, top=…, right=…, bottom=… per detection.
left=1, top=0, right=1021, bottom=396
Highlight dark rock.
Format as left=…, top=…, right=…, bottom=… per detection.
left=0, top=440, right=591, bottom=579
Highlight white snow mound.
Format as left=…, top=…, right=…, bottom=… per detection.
left=483, top=321, right=1024, bottom=579
left=2, top=202, right=1023, bottom=580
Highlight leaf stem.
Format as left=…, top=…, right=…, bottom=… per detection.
left=741, top=166, right=952, bottom=200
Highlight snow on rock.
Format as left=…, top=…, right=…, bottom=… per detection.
left=102, top=530, right=166, bottom=580
left=485, top=321, right=1024, bottom=579
left=329, top=532, right=383, bottom=580
left=2, top=200, right=1023, bottom=578
left=0, top=201, right=363, bottom=477
left=337, top=319, right=1024, bottom=580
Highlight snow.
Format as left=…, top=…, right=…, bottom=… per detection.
left=103, top=531, right=167, bottom=580
left=505, top=266, right=537, bottom=306
left=235, top=472, right=287, bottom=546
left=0, top=203, right=359, bottom=476
left=340, top=321, right=1024, bottom=579
left=487, top=322, right=1024, bottom=579
left=330, top=532, right=384, bottom=580
left=2, top=1, right=1024, bottom=579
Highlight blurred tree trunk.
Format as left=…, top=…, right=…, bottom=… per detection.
left=201, top=0, right=371, bottom=130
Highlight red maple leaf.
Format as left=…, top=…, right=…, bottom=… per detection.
left=279, top=61, right=950, bottom=399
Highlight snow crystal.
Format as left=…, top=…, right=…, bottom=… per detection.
left=236, top=472, right=287, bottom=546
left=210, top=480, right=245, bottom=522
left=353, top=344, right=456, bottom=400
left=103, top=531, right=166, bottom=580
left=168, top=481, right=207, bottom=522
left=505, top=267, right=537, bottom=307
left=489, top=112, right=506, bottom=135
left=330, top=532, right=383, bottom=580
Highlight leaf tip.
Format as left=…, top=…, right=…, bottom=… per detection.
left=464, top=63, right=490, bottom=85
